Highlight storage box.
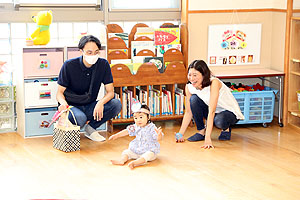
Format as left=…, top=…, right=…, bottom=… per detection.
left=0, top=116, right=15, bottom=133
left=23, top=48, right=64, bottom=78
left=0, top=101, right=14, bottom=116
left=232, top=86, right=278, bottom=125
left=0, top=86, right=13, bottom=101
left=25, top=107, right=57, bottom=137
left=24, top=79, right=58, bottom=108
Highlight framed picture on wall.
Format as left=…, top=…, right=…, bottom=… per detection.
left=207, top=23, right=262, bottom=66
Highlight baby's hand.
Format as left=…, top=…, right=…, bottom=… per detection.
left=155, top=127, right=163, bottom=137
left=108, top=134, right=118, bottom=140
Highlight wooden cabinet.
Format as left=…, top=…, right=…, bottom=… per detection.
left=107, top=23, right=188, bottom=124
left=288, top=18, right=300, bottom=130
left=111, top=61, right=187, bottom=124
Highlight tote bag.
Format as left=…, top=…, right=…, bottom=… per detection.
left=53, top=108, right=80, bottom=152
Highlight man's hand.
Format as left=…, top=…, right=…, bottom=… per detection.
left=58, top=104, right=69, bottom=112
left=94, top=102, right=104, bottom=121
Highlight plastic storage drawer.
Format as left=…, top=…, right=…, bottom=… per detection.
left=24, top=79, right=58, bottom=108
left=0, top=101, right=14, bottom=116
left=0, top=116, right=15, bottom=133
left=0, top=86, right=13, bottom=101
left=232, top=86, right=278, bottom=125
left=25, top=107, right=57, bottom=137
left=23, top=48, right=63, bottom=78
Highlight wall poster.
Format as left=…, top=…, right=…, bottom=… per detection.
left=207, top=23, right=262, bottom=66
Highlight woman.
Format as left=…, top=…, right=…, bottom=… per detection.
left=176, top=60, right=244, bottom=149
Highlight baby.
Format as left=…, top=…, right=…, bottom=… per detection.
left=109, top=102, right=163, bottom=169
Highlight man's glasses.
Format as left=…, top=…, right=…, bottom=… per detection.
left=83, top=50, right=100, bottom=56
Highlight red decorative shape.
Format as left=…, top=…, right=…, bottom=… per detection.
left=155, top=31, right=178, bottom=45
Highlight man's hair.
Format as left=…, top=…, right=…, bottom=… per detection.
left=78, top=35, right=101, bottom=50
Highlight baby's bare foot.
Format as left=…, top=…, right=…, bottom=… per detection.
left=128, top=161, right=136, bottom=169
left=111, top=159, right=125, bottom=165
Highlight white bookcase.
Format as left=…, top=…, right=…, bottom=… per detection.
left=16, top=45, right=107, bottom=138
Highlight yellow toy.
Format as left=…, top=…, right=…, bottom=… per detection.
left=28, top=10, right=53, bottom=45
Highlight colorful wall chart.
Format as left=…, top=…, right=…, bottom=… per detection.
left=207, top=24, right=261, bottom=66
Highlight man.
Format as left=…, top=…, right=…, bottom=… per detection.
left=57, top=35, right=121, bottom=142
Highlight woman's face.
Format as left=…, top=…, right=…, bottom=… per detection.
left=133, top=112, right=149, bottom=127
left=188, top=68, right=203, bottom=89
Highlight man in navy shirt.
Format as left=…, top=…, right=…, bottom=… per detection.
left=57, top=35, right=121, bottom=141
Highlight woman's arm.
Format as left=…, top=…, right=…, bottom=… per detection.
left=202, top=79, right=222, bottom=149
left=177, top=85, right=193, bottom=142
left=108, top=129, right=129, bottom=140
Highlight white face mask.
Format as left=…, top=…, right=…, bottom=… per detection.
left=84, top=54, right=99, bottom=65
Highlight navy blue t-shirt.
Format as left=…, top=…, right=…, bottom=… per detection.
left=58, top=56, right=113, bottom=105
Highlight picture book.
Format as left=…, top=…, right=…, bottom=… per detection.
left=131, top=41, right=155, bottom=58
left=156, top=44, right=181, bottom=57
left=154, top=28, right=180, bottom=45
left=144, top=57, right=165, bottom=73
left=108, top=33, right=129, bottom=47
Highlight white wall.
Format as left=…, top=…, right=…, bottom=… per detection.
left=294, top=0, right=300, bottom=9
left=189, top=0, right=287, bottom=10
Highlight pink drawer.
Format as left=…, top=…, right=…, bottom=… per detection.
left=23, top=49, right=64, bottom=78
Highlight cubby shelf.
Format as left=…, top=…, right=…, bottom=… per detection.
left=107, top=23, right=188, bottom=125
left=287, top=17, right=300, bottom=130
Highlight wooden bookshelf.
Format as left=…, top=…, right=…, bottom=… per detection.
left=111, top=61, right=187, bottom=124
left=107, top=23, right=188, bottom=125
left=287, top=17, right=300, bottom=131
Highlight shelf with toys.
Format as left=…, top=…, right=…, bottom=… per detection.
left=106, top=23, right=188, bottom=124
left=0, top=63, right=15, bottom=133
left=16, top=45, right=108, bottom=138
left=287, top=17, right=300, bottom=130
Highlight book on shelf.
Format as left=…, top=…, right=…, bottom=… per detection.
left=135, top=27, right=155, bottom=40
left=108, top=49, right=129, bottom=56
left=131, top=41, right=155, bottom=58
left=132, top=56, right=147, bottom=64
left=156, top=44, right=181, bottom=57
left=111, top=59, right=131, bottom=65
left=154, top=28, right=180, bottom=45
left=108, top=33, right=129, bottom=47
left=144, top=57, right=165, bottom=73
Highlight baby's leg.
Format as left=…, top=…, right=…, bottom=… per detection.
left=111, top=149, right=136, bottom=165
left=128, top=151, right=156, bottom=169
left=128, top=157, right=146, bottom=169
left=111, top=154, right=129, bottom=165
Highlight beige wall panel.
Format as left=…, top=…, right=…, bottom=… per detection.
left=271, top=12, right=286, bottom=71
left=188, top=12, right=274, bottom=70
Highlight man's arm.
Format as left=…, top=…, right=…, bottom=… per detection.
left=93, top=83, right=115, bottom=121
left=56, top=85, right=68, bottom=112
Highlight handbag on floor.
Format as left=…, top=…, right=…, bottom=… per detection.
left=53, top=107, right=80, bottom=152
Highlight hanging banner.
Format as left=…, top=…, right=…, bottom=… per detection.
left=207, top=23, right=261, bottom=66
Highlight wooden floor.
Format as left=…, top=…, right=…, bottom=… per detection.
left=0, top=120, right=300, bottom=200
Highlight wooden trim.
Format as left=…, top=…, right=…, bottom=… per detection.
left=188, top=8, right=287, bottom=14
left=283, top=0, right=293, bottom=126
left=293, top=9, right=300, bottom=13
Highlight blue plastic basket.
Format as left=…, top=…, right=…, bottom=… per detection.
left=232, top=86, right=278, bottom=125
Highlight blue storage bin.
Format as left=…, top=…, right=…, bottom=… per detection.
left=25, top=107, right=106, bottom=137
left=25, top=107, right=57, bottom=137
left=232, top=86, right=278, bottom=125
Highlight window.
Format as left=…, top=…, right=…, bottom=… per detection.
left=14, top=0, right=100, bottom=8
left=109, top=0, right=180, bottom=10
